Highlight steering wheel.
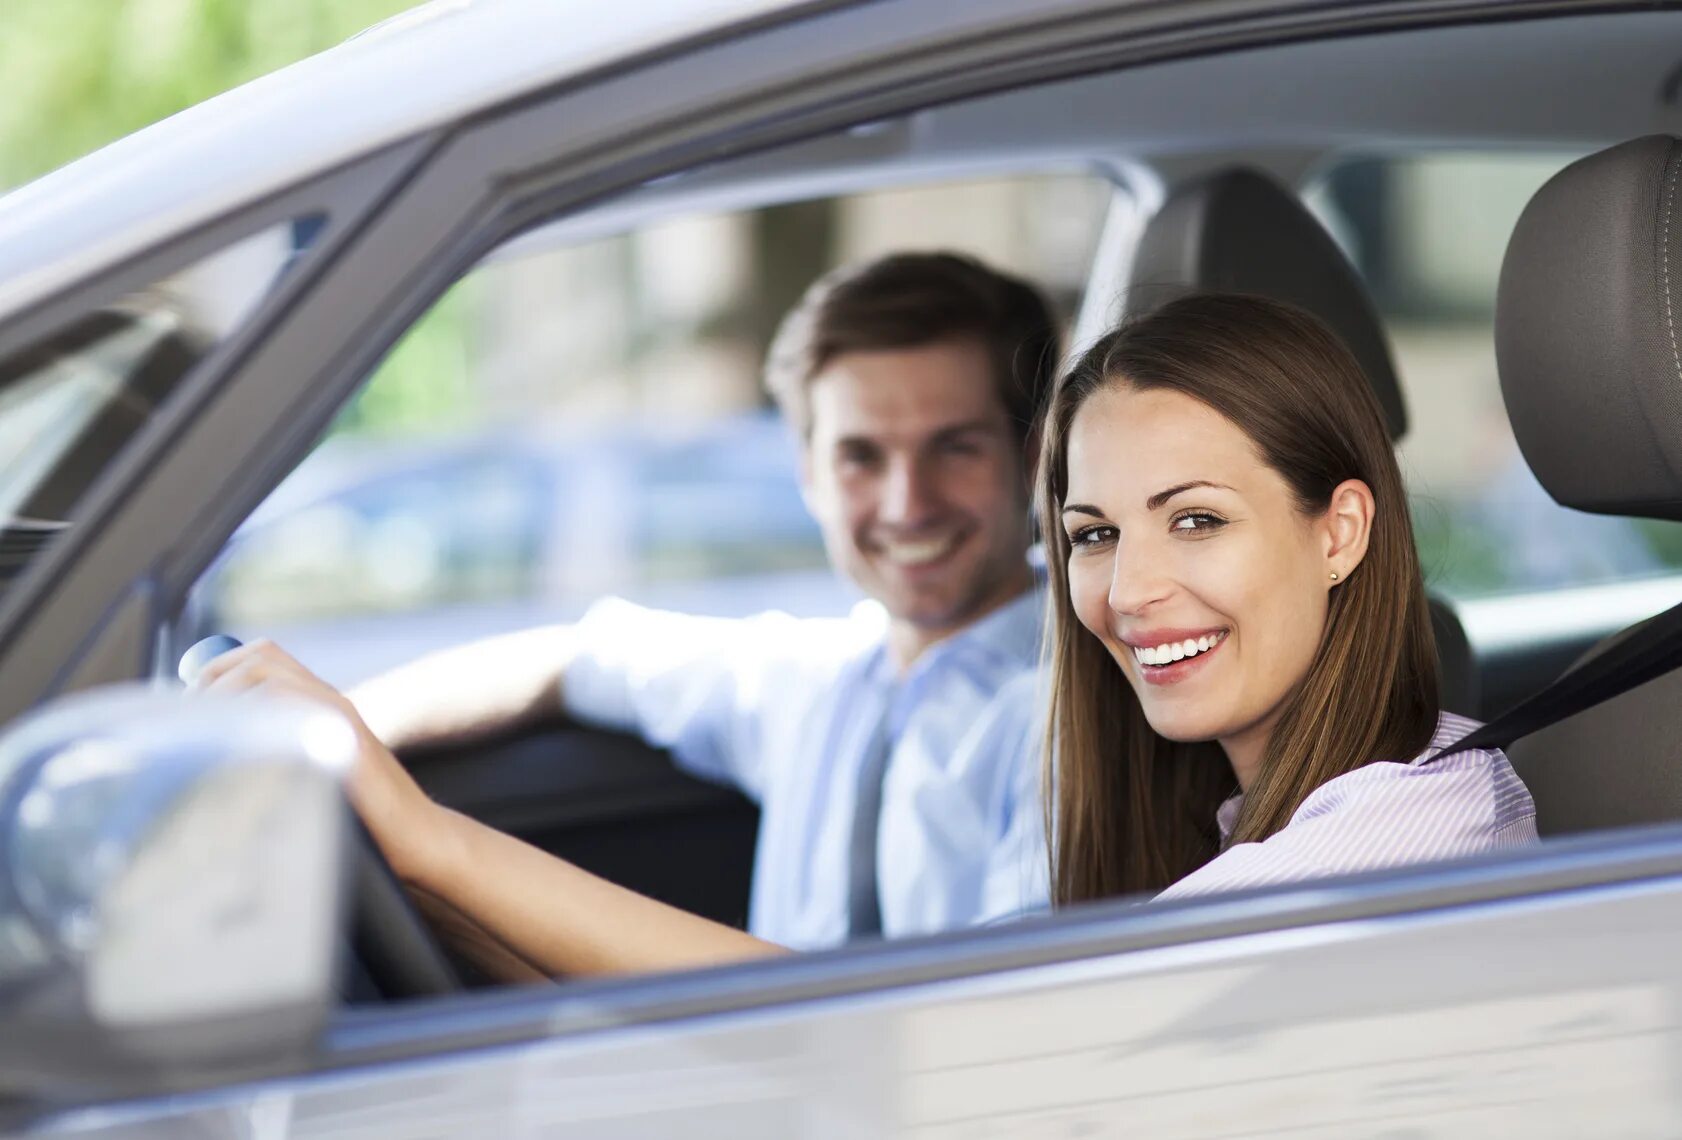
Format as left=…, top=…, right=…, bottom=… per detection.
left=348, top=818, right=462, bottom=999
left=180, top=636, right=462, bottom=1000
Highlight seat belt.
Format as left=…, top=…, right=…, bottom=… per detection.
left=1430, top=594, right=1682, bottom=759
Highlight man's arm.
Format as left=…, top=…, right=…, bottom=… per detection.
left=347, top=624, right=578, bottom=753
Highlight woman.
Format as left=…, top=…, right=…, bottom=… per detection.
left=199, top=292, right=1534, bottom=979
left=1039, top=292, right=1535, bottom=906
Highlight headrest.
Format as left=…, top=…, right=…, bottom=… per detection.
left=1497, top=135, right=1682, bottom=521
left=1127, top=167, right=1408, bottom=440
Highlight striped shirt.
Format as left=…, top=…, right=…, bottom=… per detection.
left=1156, top=711, right=1538, bottom=901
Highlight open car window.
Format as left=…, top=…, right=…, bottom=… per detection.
left=1311, top=154, right=1682, bottom=600
left=198, top=174, right=1119, bottom=689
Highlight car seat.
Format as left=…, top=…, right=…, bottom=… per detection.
left=1489, top=134, right=1682, bottom=835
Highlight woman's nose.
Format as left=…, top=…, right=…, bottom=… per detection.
left=1107, top=548, right=1171, bottom=615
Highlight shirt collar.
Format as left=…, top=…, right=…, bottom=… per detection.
left=944, top=585, right=1044, bottom=667
left=853, top=583, right=1045, bottom=688
left=1216, top=792, right=1244, bottom=841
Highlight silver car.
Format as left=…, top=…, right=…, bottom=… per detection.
left=3, top=1, right=1682, bottom=1135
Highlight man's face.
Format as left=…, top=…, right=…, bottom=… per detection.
left=801, top=339, right=1034, bottom=643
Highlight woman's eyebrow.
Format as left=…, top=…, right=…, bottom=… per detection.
left=1061, top=503, right=1105, bottom=519
left=1145, top=480, right=1235, bottom=511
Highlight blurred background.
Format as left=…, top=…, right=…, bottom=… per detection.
left=0, top=0, right=419, bottom=189
left=9, top=1, right=1681, bottom=686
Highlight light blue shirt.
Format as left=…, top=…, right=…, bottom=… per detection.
left=561, top=590, right=1048, bottom=950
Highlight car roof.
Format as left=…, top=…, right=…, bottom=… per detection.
left=0, top=0, right=821, bottom=321
left=1, top=0, right=1670, bottom=323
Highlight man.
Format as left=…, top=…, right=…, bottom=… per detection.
left=348, top=251, right=1059, bottom=951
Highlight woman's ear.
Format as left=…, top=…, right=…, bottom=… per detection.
left=1324, top=478, right=1375, bottom=585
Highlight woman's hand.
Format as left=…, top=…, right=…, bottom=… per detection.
left=194, top=639, right=784, bottom=979
left=193, top=639, right=456, bottom=886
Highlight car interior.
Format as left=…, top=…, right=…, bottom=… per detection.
left=280, top=7, right=1682, bottom=1003
left=1487, top=134, right=1682, bottom=839
left=11, top=5, right=1682, bottom=1016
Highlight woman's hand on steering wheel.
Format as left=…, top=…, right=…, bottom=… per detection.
left=193, top=638, right=454, bottom=887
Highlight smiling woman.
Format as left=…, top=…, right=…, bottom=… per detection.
left=1040, top=293, right=1538, bottom=904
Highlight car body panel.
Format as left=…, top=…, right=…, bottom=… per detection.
left=28, top=829, right=1682, bottom=1136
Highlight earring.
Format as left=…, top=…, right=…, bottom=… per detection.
left=1329, top=570, right=1340, bottom=581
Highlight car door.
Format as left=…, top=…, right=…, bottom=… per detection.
left=26, top=828, right=1682, bottom=1137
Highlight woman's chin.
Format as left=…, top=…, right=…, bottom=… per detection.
left=1138, top=705, right=1228, bottom=745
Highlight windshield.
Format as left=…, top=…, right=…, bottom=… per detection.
left=0, top=219, right=318, bottom=604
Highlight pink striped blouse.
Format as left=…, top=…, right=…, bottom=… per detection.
left=1155, top=712, right=1539, bottom=902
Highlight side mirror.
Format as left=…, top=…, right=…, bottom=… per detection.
left=0, top=685, right=355, bottom=1101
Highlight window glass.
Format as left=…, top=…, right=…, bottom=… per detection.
left=201, top=174, right=1117, bottom=687
left=0, top=219, right=318, bottom=604
left=1309, top=156, right=1682, bottom=599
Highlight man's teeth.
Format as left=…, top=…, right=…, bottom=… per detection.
left=882, top=536, right=958, bottom=566
left=1133, top=633, right=1223, bottom=667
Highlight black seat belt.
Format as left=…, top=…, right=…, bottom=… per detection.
left=1430, top=595, right=1682, bottom=759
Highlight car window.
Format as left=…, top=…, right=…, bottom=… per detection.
left=1309, top=155, right=1682, bottom=599
left=212, top=445, right=548, bottom=628
left=0, top=219, right=320, bottom=605
left=200, top=174, right=1118, bottom=687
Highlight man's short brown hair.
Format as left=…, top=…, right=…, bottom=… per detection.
left=764, top=251, right=1060, bottom=442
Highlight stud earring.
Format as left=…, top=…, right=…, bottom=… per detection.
left=1329, top=570, right=1340, bottom=581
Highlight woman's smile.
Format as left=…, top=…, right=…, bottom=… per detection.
left=1122, top=628, right=1229, bottom=685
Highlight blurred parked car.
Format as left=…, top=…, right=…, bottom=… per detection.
left=195, top=413, right=849, bottom=686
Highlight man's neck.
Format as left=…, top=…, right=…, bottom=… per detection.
left=885, top=571, right=1035, bottom=675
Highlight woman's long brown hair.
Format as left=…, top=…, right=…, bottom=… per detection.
left=1040, top=294, right=1439, bottom=904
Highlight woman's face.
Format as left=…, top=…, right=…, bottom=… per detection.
left=1061, top=384, right=1360, bottom=782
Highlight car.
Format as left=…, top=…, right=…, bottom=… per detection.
left=5, top=0, right=1682, bottom=1135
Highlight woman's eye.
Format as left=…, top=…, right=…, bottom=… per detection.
left=1170, top=511, right=1226, bottom=533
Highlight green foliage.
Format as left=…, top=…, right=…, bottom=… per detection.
left=334, top=278, right=485, bottom=438
left=1635, top=518, right=1682, bottom=570
left=1411, top=494, right=1508, bottom=598
left=0, top=0, right=418, bottom=189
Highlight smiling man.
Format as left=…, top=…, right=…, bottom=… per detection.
left=351, top=252, right=1059, bottom=951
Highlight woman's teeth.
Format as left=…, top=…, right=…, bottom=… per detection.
left=1132, top=633, right=1224, bottom=667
